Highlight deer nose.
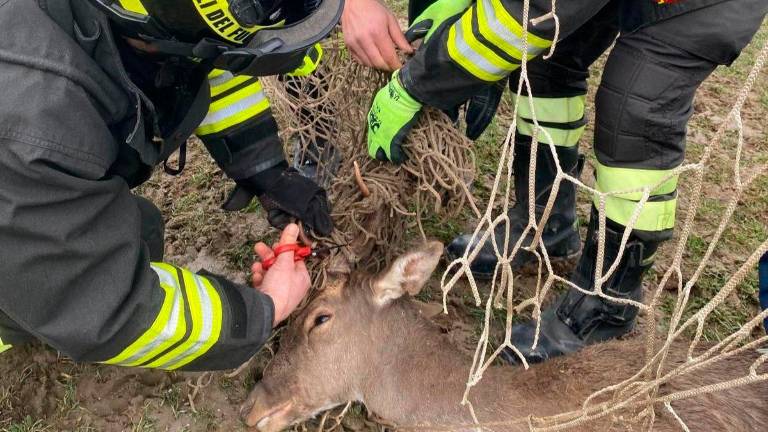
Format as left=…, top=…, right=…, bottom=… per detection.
left=241, top=384, right=295, bottom=431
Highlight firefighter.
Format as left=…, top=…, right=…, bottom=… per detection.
left=0, top=0, right=343, bottom=370
left=365, top=0, right=767, bottom=363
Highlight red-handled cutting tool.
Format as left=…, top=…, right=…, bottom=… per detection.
left=261, top=243, right=346, bottom=270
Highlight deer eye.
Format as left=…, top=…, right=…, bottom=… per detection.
left=313, top=314, right=332, bottom=327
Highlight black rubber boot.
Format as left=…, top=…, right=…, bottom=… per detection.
left=501, top=207, right=660, bottom=365
left=446, top=142, right=583, bottom=279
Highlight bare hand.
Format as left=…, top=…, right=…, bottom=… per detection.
left=251, top=224, right=311, bottom=326
left=341, top=0, right=413, bottom=71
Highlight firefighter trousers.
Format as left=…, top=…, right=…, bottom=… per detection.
left=504, top=2, right=763, bottom=241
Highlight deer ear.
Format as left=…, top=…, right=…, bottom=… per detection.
left=372, top=241, right=443, bottom=306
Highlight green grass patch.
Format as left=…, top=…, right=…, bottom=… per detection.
left=4, top=417, right=50, bottom=432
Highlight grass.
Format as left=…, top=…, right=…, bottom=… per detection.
left=160, top=384, right=184, bottom=419
left=192, top=408, right=218, bottom=431
left=56, top=376, right=79, bottom=416
left=3, top=417, right=50, bottom=432
left=130, top=403, right=157, bottom=432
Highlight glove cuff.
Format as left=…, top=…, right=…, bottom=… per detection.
left=236, top=161, right=289, bottom=194
left=392, top=71, right=423, bottom=111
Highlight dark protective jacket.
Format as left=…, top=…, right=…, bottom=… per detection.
left=0, top=0, right=283, bottom=370
left=400, top=0, right=761, bottom=110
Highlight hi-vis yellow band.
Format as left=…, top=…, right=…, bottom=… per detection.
left=195, top=69, right=271, bottom=136
left=102, top=263, right=223, bottom=370
left=595, top=164, right=679, bottom=232
left=117, top=0, right=148, bottom=15
left=193, top=0, right=284, bottom=43
left=516, top=120, right=585, bottom=147
left=448, top=0, right=551, bottom=82
left=512, top=94, right=586, bottom=147
left=287, top=44, right=324, bottom=77
left=513, top=95, right=586, bottom=124
left=0, top=336, right=11, bottom=355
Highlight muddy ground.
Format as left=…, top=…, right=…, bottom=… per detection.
left=2, top=11, right=767, bottom=432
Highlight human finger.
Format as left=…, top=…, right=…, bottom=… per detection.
left=278, top=223, right=300, bottom=245
left=388, top=15, right=413, bottom=54
left=251, top=262, right=264, bottom=287
left=360, top=37, right=393, bottom=71
left=254, top=242, right=275, bottom=262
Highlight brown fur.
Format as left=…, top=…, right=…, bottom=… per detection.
left=242, top=242, right=767, bottom=431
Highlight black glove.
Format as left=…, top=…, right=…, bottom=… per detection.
left=464, top=78, right=507, bottom=140
left=440, top=79, right=506, bottom=140
left=222, top=163, right=334, bottom=236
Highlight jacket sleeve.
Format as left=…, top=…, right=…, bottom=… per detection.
left=399, top=0, right=611, bottom=110
left=0, top=73, right=273, bottom=372
left=195, top=69, right=285, bottom=181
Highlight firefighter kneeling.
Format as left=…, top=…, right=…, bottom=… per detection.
left=0, top=0, right=343, bottom=370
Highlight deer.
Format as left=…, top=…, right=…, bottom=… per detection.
left=241, top=241, right=768, bottom=431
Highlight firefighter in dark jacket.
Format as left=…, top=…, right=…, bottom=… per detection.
left=0, top=0, right=343, bottom=369
left=365, top=0, right=767, bottom=363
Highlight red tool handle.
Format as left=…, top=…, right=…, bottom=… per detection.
left=261, top=243, right=312, bottom=270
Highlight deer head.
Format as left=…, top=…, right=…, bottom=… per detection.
left=241, top=241, right=444, bottom=431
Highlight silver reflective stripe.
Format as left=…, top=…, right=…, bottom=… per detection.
left=453, top=16, right=508, bottom=79
left=480, top=0, right=544, bottom=57
left=118, top=265, right=183, bottom=365
left=155, top=274, right=215, bottom=369
left=198, top=90, right=266, bottom=128
left=208, top=71, right=235, bottom=88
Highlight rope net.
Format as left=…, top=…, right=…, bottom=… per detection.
left=266, top=6, right=768, bottom=429
left=265, top=38, right=479, bottom=273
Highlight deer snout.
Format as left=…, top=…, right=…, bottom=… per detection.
left=241, top=384, right=296, bottom=432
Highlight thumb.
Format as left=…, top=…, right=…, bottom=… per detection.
left=275, top=223, right=301, bottom=265
left=389, top=15, right=413, bottom=53
left=278, top=223, right=300, bottom=245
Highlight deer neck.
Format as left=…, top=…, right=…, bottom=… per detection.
left=358, top=306, right=564, bottom=431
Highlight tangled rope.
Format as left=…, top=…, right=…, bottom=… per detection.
left=265, top=37, right=479, bottom=271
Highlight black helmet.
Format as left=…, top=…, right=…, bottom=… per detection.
left=89, top=0, right=343, bottom=76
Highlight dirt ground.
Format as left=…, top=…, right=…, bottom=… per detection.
left=2, top=10, right=767, bottom=432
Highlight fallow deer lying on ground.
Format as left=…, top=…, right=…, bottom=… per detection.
left=241, top=242, right=768, bottom=431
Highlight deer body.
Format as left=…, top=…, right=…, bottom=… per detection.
left=243, top=242, right=768, bottom=431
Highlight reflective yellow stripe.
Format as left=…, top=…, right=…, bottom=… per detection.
left=514, top=94, right=586, bottom=124
left=164, top=277, right=223, bottom=370
left=447, top=8, right=514, bottom=81
left=596, top=194, right=678, bottom=232
left=208, top=69, right=227, bottom=79
left=595, top=162, right=679, bottom=201
left=487, top=0, right=550, bottom=49
left=196, top=80, right=270, bottom=136
left=103, top=263, right=186, bottom=367
left=117, top=0, right=148, bottom=15
left=476, top=0, right=549, bottom=61
left=193, top=0, right=285, bottom=43
left=208, top=72, right=253, bottom=98
left=0, top=336, right=11, bottom=354
left=516, top=120, right=585, bottom=147
left=146, top=269, right=221, bottom=370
